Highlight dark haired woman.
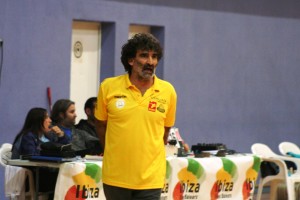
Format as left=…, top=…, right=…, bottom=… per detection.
left=12, top=107, right=68, bottom=158
left=11, top=107, right=69, bottom=199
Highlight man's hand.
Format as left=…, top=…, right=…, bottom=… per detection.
left=95, top=119, right=107, bottom=151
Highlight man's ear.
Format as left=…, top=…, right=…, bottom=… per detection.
left=128, top=58, right=134, bottom=66
left=85, top=108, right=91, bottom=116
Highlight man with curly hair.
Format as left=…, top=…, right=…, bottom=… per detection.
left=95, top=33, right=177, bottom=200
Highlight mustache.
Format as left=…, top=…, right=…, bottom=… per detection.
left=143, top=64, right=154, bottom=70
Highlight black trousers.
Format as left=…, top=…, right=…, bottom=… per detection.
left=103, top=183, right=162, bottom=200
left=26, top=167, right=58, bottom=200
left=37, top=167, right=59, bottom=192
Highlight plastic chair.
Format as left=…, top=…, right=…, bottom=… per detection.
left=0, top=143, right=12, bottom=166
left=251, top=143, right=300, bottom=200
left=0, top=143, right=35, bottom=200
left=279, top=141, right=300, bottom=156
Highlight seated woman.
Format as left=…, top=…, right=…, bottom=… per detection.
left=11, top=107, right=69, bottom=199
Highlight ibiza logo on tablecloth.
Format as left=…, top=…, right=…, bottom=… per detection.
left=210, top=158, right=238, bottom=199
left=173, top=158, right=205, bottom=200
left=161, top=160, right=172, bottom=200
left=64, top=163, right=102, bottom=199
left=242, top=156, right=261, bottom=200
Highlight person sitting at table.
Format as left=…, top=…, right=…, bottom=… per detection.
left=76, top=97, right=103, bottom=155
left=51, top=99, right=102, bottom=155
left=11, top=108, right=69, bottom=159
left=75, top=97, right=98, bottom=138
left=11, top=107, right=67, bottom=199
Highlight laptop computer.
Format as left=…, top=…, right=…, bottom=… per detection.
left=23, top=155, right=78, bottom=163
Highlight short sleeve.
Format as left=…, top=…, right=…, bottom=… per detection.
left=164, top=85, right=177, bottom=127
left=95, top=82, right=108, bottom=121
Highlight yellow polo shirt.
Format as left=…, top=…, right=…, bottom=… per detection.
left=95, top=74, right=177, bottom=189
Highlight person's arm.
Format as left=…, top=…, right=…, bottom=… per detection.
left=95, top=119, right=107, bottom=151
left=164, top=127, right=171, bottom=145
left=51, top=125, right=64, bottom=138
left=47, top=126, right=70, bottom=144
left=20, top=133, right=40, bottom=155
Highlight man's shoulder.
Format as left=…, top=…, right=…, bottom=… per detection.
left=102, top=74, right=126, bottom=84
left=75, top=120, right=97, bottom=137
left=100, top=74, right=128, bottom=92
left=72, top=127, right=98, bottom=140
left=155, top=77, right=176, bottom=92
left=72, top=127, right=88, bottom=135
left=75, top=119, right=88, bottom=128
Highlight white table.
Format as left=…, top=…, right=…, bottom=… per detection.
left=7, top=158, right=61, bottom=168
left=7, top=159, right=63, bottom=200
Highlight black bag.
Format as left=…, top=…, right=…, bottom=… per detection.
left=260, top=161, right=279, bottom=178
left=40, top=142, right=76, bottom=158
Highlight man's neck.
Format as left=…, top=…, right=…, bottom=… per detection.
left=87, top=119, right=95, bottom=127
left=130, top=75, right=154, bottom=95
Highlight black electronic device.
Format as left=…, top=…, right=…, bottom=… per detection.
left=191, top=143, right=227, bottom=154
left=21, top=155, right=78, bottom=162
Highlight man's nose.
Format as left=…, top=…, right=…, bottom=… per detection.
left=146, top=56, right=154, bottom=64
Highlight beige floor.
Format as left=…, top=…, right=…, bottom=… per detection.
left=259, top=193, right=271, bottom=200
left=253, top=184, right=291, bottom=200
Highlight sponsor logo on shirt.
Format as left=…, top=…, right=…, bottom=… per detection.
left=114, top=95, right=127, bottom=98
left=157, top=104, right=165, bottom=113
left=116, top=99, right=125, bottom=109
left=148, top=101, right=157, bottom=112
left=151, top=96, right=166, bottom=104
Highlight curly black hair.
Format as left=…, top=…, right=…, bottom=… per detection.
left=121, top=33, right=163, bottom=74
left=84, top=97, right=97, bottom=111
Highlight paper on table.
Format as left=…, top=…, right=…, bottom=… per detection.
left=84, top=155, right=103, bottom=160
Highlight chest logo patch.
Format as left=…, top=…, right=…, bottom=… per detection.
left=157, top=104, right=165, bottom=113
left=116, top=99, right=125, bottom=109
left=148, top=101, right=157, bottom=112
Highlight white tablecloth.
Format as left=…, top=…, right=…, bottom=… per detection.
left=54, top=155, right=261, bottom=200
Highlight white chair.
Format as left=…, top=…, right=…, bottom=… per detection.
left=0, top=143, right=12, bottom=166
left=0, top=143, right=35, bottom=200
left=279, top=141, right=300, bottom=156
left=251, top=143, right=300, bottom=200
